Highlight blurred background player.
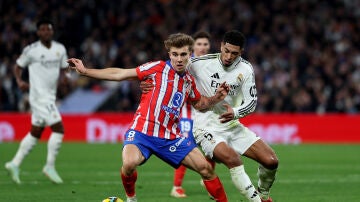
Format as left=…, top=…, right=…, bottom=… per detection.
left=189, top=30, right=278, bottom=202
left=170, top=31, right=212, bottom=198
left=5, top=19, right=69, bottom=184
left=192, top=31, right=212, bottom=57
left=68, top=33, right=229, bottom=202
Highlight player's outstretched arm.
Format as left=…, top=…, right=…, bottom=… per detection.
left=67, top=58, right=138, bottom=81
left=192, top=82, right=229, bottom=111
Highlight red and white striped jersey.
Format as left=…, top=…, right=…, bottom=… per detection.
left=131, top=60, right=201, bottom=139
left=180, top=100, right=193, bottom=119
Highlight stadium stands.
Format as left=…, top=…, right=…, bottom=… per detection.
left=0, top=0, right=359, bottom=113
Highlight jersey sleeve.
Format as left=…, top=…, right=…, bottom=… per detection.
left=16, top=46, right=31, bottom=68
left=136, top=60, right=163, bottom=80
left=188, top=76, right=202, bottom=102
left=186, top=61, right=195, bottom=75
left=232, top=71, right=257, bottom=119
left=60, top=44, right=68, bottom=69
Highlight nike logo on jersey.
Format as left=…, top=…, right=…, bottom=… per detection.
left=211, top=73, right=220, bottom=79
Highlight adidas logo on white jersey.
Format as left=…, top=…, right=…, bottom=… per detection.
left=211, top=73, right=220, bottom=79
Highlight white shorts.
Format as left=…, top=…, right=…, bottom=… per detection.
left=194, top=125, right=260, bottom=158
left=30, top=102, right=62, bottom=127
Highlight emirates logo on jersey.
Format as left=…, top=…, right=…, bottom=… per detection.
left=162, top=106, right=180, bottom=116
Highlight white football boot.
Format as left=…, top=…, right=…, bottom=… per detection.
left=43, top=166, right=63, bottom=184
left=5, top=162, right=21, bottom=184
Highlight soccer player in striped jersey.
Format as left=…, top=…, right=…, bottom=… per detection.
left=170, top=31, right=212, bottom=198
left=5, top=19, right=68, bottom=184
left=68, top=33, right=229, bottom=202
left=188, top=30, right=278, bottom=202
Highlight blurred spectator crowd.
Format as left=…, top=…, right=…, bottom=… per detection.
left=0, top=0, right=359, bottom=113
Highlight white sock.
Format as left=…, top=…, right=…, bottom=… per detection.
left=45, top=132, right=63, bottom=168
left=230, top=165, right=261, bottom=202
left=12, top=133, right=38, bottom=167
left=257, top=164, right=277, bottom=198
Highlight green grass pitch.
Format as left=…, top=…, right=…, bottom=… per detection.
left=1, top=143, right=360, bottom=201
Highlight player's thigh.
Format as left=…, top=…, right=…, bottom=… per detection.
left=243, top=139, right=278, bottom=169
left=122, top=130, right=149, bottom=167
left=122, top=144, right=145, bottom=166
left=212, top=142, right=243, bottom=168
left=194, top=128, right=226, bottom=159
left=181, top=147, right=207, bottom=171
left=50, top=121, right=64, bottom=133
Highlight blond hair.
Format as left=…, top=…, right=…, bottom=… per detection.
left=164, top=33, right=194, bottom=52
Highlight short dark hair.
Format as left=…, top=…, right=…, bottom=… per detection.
left=164, top=33, right=194, bottom=52
left=193, top=31, right=211, bottom=41
left=222, top=30, right=246, bottom=48
left=36, top=18, right=54, bottom=30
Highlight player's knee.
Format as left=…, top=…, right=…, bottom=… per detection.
left=122, top=160, right=137, bottom=174
left=122, top=155, right=140, bottom=171
left=224, top=155, right=243, bottom=168
left=30, top=126, right=44, bottom=138
left=50, top=122, right=64, bottom=133
left=197, top=162, right=214, bottom=180
left=262, top=154, right=279, bottom=170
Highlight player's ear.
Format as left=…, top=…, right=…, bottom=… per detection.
left=239, top=48, right=244, bottom=55
left=220, top=42, right=225, bottom=51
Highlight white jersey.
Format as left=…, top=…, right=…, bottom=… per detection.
left=188, top=53, right=257, bottom=130
left=16, top=40, right=68, bottom=104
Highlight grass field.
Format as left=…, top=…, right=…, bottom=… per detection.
left=1, top=143, right=360, bottom=202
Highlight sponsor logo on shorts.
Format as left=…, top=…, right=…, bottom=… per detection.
left=169, top=136, right=186, bottom=152
left=169, top=146, right=176, bottom=152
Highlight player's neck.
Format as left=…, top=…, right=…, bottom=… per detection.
left=41, top=40, right=52, bottom=49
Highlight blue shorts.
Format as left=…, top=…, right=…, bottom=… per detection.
left=123, top=129, right=197, bottom=168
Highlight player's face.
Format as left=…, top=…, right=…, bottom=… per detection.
left=193, top=38, right=210, bottom=56
left=169, top=46, right=191, bottom=74
left=37, top=24, right=54, bottom=43
left=220, top=42, right=242, bottom=67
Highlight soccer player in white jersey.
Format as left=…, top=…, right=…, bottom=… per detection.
left=188, top=30, right=278, bottom=202
left=170, top=31, right=212, bottom=198
left=5, top=19, right=68, bottom=184
left=68, top=33, right=229, bottom=202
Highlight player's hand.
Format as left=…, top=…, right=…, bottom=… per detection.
left=214, top=82, right=229, bottom=100
left=16, top=79, right=29, bottom=91
left=219, top=103, right=235, bottom=123
left=67, top=58, right=87, bottom=74
left=139, top=79, right=154, bottom=94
